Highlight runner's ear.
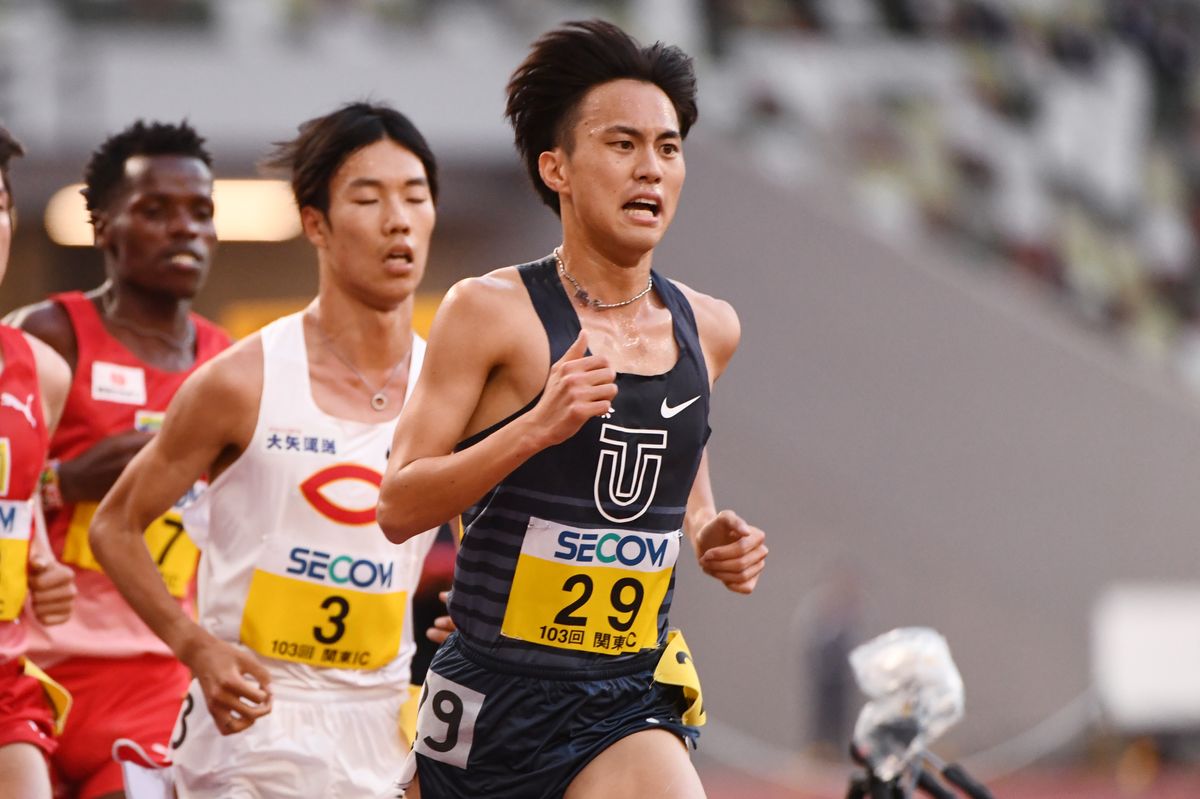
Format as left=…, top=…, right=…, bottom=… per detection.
left=299, top=206, right=328, bottom=250
left=537, top=148, right=567, bottom=196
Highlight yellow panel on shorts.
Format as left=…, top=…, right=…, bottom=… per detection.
left=62, top=501, right=199, bottom=598
left=654, top=629, right=706, bottom=726
left=240, top=569, right=406, bottom=671
left=501, top=553, right=672, bottom=655
left=0, top=538, right=30, bottom=621
left=22, top=658, right=72, bottom=733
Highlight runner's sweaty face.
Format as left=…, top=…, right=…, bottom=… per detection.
left=553, top=79, right=685, bottom=262
left=95, top=155, right=216, bottom=301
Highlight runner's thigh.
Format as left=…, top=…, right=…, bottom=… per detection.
left=565, top=728, right=705, bottom=799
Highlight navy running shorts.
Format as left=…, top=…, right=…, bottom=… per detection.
left=409, top=633, right=699, bottom=799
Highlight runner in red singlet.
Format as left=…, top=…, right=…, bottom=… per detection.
left=0, top=124, right=76, bottom=799
left=6, top=120, right=230, bottom=799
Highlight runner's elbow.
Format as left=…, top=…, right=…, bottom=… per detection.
left=87, top=508, right=119, bottom=565
left=376, top=493, right=424, bottom=544
left=88, top=499, right=143, bottom=566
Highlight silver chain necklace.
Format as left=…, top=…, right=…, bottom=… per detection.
left=554, top=247, right=653, bottom=310
left=313, top=323, right=407, bottom=412
left=100, top=293, right=195, bottom=353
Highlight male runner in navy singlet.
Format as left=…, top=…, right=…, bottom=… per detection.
left=378, top=19, right=768, bottom=799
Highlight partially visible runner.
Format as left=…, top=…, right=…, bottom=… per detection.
left=7, top=120, right=230, bottom=799
left=378, top=19, right=768, bottom=799
left=0, top=124, right=77, bottom=799
left=89, top=102, right=442, bottom=798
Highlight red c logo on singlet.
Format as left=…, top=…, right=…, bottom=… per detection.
left=299, top=464, right=382, bottom=525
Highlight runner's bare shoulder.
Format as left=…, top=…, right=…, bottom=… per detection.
left=23, top=332, right=71, bottom=426
left=672, top=281, right=740, bottom=380
left=168, top=332, right=265, bottom=446
left=432, top=266, right=541, bottom=361
left=5, top=300, right=77, bottom=368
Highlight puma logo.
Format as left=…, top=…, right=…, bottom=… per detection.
left=1, top=392, right=35, bottom=428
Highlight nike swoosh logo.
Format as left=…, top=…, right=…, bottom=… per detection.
left=660, top=395, right=700, bottom=419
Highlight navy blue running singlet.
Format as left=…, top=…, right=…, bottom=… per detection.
left=448, top=255, right=711, bottom=670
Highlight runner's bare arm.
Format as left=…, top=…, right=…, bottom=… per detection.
left=683, top=449, right=718, bottom=547
left=6, top=301, right=78, bottom=372
left=89, top=341, right=273, bottom=734
left=26, top=332, right=69, bottom=431
left=378, top=274, right=617, bottom=543
left=28, top=492, right=74, bottom=626
left=89, top=356, right=237, bottom=644
left=379, top=277, right=537, bottom=541
left=676, top=283, right=740, bottom=383
left=678, top=287, right=768, bottom=594
left=26, top=333, right=75, bottom=624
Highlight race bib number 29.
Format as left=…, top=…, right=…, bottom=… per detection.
left=500, top=517, right=680, bottom=655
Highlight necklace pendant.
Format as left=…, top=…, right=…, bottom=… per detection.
left=554, top=247, right=652, bottom=312
left=371, top=392, right=388, bottom=411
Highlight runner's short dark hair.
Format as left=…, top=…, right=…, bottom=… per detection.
left=83, top=120, right=213, bottom=224
left=263, top=101, right=439, bottom=216
left=0, top=124, right=25, bottom=211
left=505, top=18, right=698, bottom=215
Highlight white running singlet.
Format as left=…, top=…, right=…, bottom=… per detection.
left=181, top=312, right=436, bottom=692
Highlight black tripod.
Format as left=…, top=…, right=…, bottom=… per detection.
left=847, top=740, right=994, bottom=798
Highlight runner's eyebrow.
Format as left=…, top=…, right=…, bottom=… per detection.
left=603, top=125, right=681, bottom=142
left=346, top=177, right=429, bottom=190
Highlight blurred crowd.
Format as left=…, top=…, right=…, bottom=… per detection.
left=38, top=0, right=1200, bottom=394
left=718, top=0, right=1200, bottom=393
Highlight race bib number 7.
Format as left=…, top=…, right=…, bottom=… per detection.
left=62, top=502, right=199, bottom=598
left=500, top=517, right=680, bottom=655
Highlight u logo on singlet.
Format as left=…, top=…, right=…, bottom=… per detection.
left=593, top=424, right=668, bottom=523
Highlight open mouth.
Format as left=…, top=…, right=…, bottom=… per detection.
left=385, top=248, right=414, bottom=264
left=623, top=199, right=661, bottom=219
left=167, top=251, right=203, bottom=268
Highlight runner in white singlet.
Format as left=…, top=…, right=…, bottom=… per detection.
left=166, top=314, right=435, bottom=796
left=87, top=102, right=444, bottom=798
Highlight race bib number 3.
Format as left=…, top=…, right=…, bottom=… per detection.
left=500, top=517, right=680, bottom=655
left=62, top=502, right=198, bottom=598
left=0, top=499, right=35, bottom=621
left=240, top=568, right=406, bottom=671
